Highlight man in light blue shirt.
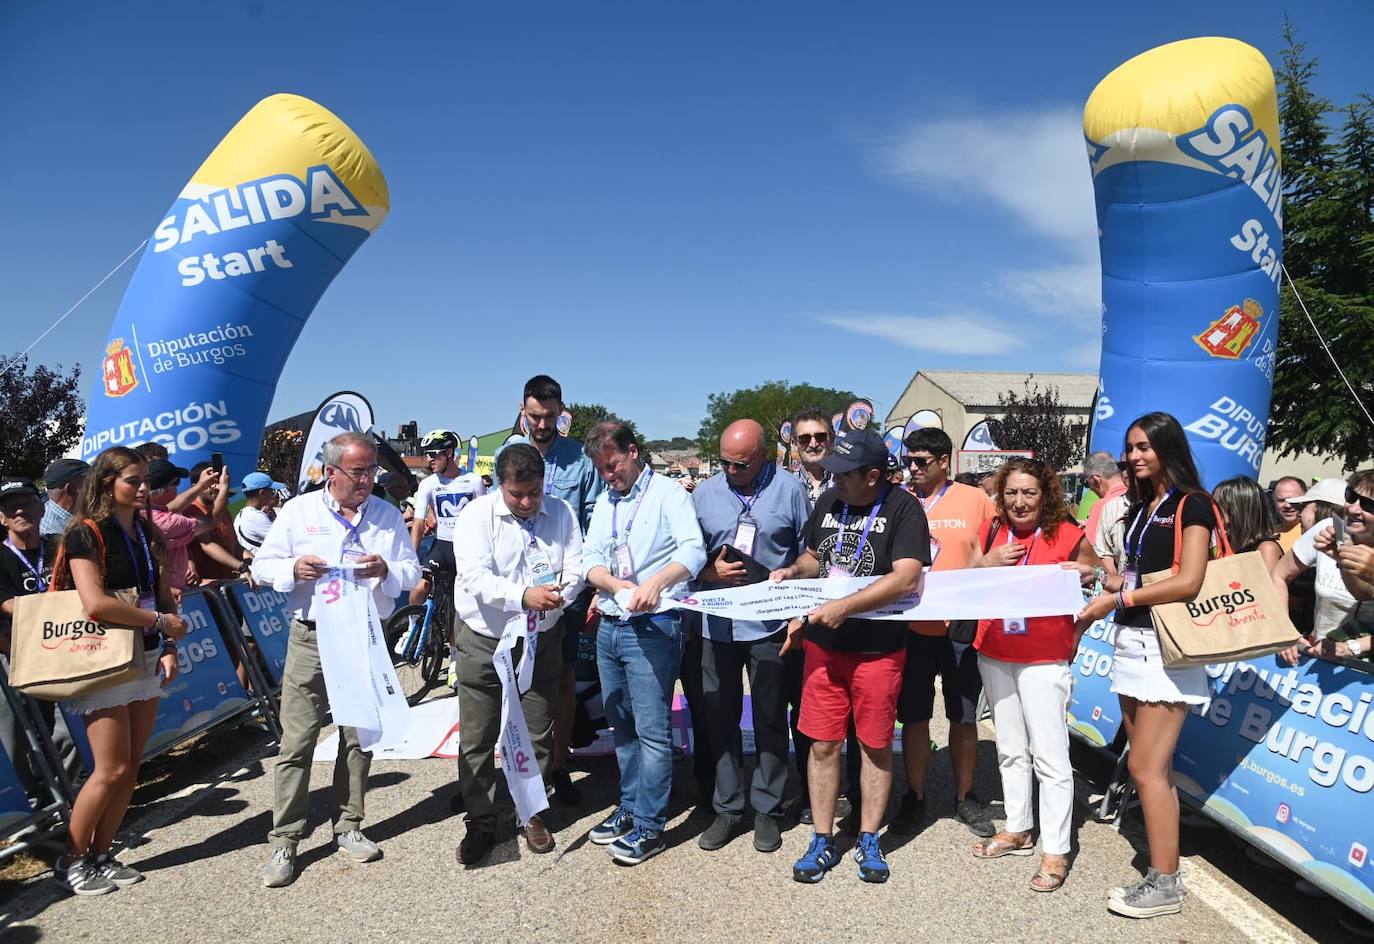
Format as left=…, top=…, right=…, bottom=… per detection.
left=518, top=374, right=606, bottom=807
left=692, top=419, right=809, bottom=855
left=581, top=420, right=706, bottom=866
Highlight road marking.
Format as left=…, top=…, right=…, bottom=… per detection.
left=1183, top=856, right=1300, bottom=944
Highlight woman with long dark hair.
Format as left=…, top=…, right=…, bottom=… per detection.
left=53, top=447, right=187, bottom=896
left=1212, top=477, right=1282, bottom=568
left=1078, top=412, right=1216, bottom=918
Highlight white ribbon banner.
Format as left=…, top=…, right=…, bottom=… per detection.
left=312, top=569, right=412, bottom=751
left=493, top=612, right=550, bottom=826
left=615, top=565, right=1083, bottom=622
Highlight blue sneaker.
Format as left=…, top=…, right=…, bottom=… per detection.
left=792, top=833, right=841, bottom=883
left=609, top=825, right=665, bottom=865
left=853, top=830, right=889, bottom=883
left=589, top=806, right=634, bottom=845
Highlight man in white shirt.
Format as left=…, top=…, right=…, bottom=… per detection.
left=450, top=443, right=584, bottom=864
left=251, top=432, right=421, bottom=888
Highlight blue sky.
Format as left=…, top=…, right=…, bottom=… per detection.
left=3, top=1, right=1371, bottom=441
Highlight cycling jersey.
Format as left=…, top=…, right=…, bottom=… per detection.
left=414, top=470, right=486, bottom=543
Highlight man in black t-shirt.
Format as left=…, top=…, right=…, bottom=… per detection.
left=0, top=478, right=80, bottom=794
left=772, top=429, right=930, bottom=885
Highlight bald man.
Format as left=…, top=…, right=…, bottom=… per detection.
left=692, top=419, right=811, bottom=854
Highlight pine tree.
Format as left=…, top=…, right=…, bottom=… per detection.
left=1268, top=22, right=1374, bottom=469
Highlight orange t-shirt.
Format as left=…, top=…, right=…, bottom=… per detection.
left=909, top=481, right=998, bottom=636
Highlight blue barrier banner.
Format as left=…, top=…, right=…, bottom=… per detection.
left=1175, top=656, right=1374, bottom=918
left=1084, top=38, right=1281, bottom=486
left=224, top=582, right=292, bottom=686
left=1067, top=617, right=1123, bottom=748
left=63, top=591, right=252, bottom=767
left=0, top=743, right=32, bottom=831
left=79, top=94, right=388, bottom=475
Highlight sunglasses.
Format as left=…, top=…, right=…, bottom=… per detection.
left=424, top=449, right=448, bottom=459
left=906, top=456, right=934, bottom=468
left=796, top=433, right=828, bottom=446
left=721, top=459, right=753, bottom=473
left=1346, top=486, right=1374, bottom=515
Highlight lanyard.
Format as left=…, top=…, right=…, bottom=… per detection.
left=730, top=463, right=773, bottom=516
left=611, top=469, right=653, bottom=541
left=115, top=519, right=155, bottom=592
left=5, top=538, right=46, bottom=591
left=544, top=455, right=559, bottom=495
left=837, top=485, right=889, bottom=566
left=1007, top=526, right=1041, bottom=566
left=325, top=493, right=367, bottom=548
left=1124, top=488, right=1175, bottom=564
left=916, top=482, right=950, bottom=515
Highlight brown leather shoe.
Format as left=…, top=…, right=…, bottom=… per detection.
left=522, top=815, right=555, bottom=854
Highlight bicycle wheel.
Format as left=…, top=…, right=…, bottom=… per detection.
left=384, top=604, right=432, bottom=704
left=421, top=583, right=453, bottom=688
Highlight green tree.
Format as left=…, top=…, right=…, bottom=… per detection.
left=696, top=381, right=858, bottom=459
left=566, top=402, right=652, bottom=464
left=1268, top=22, right=1374, bottom=469
left=986, top=377, right=1084, bottom=473
left=0, top=355, right=85, bottom=481
left=258, top=426, right=304, bottom=486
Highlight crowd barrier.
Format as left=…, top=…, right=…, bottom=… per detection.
left=1067, top=620, right=1374, bottom=922
left=0, top=673, right=72, bottom=862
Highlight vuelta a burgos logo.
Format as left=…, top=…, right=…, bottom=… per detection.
left=1184, top=580, right=1258, bottom=625
left=102, top=339, right=140, bottom=397
left=1195, top=299, right=1262, bottom=360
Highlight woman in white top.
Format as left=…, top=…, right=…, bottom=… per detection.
left=1273, top=471, right=1373, bottom=662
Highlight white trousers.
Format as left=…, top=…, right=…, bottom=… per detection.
left=979, top=656, right=1074, bottom=855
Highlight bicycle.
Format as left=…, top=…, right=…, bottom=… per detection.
left=384, top=565, right=453, bottom=704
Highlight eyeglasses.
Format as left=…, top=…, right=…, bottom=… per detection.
left=796, top=433, right=828, bottom=446
left=334, top=466, right=377, bottom=482
left=1346, top=486, right=1374, bottom=515
left=424, top=449, right=447, bottom=459
left=721, top=459, right=753, bottom=473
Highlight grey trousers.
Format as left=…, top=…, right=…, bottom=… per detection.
left=456, top=618, right=563, bottom=830
left=701, top=630, right=791, bottom=818
left=269, top=620, right=371, bottom=849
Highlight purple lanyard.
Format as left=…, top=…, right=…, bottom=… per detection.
left=115, top=519, right=155, bottom=593
left=325, top=494, right=367, bottom=548
left=1124, top=488, right=1175, bottom=566
left=729, top=463, right=773, bottom=516
left=916, top=482, right=950, bottom=515
left=1007, top=526, right=1041, bottom=566
left=5, top=538, right=46, bottom=591
left=837, top=485, right=889, bottom=565
left=611, top=469, right=653, bottom=541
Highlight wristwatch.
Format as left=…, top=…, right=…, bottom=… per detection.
left=1349, top=637, right=1365, bottom=658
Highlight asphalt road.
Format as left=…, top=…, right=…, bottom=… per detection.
left=1, top=697, right=1364, bottom=944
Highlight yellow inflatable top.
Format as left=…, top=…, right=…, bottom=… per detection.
left=186, top=93, right=388, bottom=230
left=1084, top=36, right=1280, bottom=163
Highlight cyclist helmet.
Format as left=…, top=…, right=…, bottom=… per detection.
left=420, top=429, right=459, bottom=451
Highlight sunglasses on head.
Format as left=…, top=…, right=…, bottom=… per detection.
left=721, top=459, right=752, bottom=473
left=796, top=433, right=828, bottom=446
left=1346, top=486, right=1374, bottom=514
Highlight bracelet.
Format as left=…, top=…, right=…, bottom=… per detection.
left=1092, top=566, right=1105, bottom=594
left=1115, top=591, right=1126, bottom=611
left=153, top=611, right=164, bottom=632
left=1123, top=589, right=1135, bottom=608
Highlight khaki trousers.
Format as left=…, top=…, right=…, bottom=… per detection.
left=456, top=617, right=563, bottom=829
left=268, top=619, right=371, bottom=848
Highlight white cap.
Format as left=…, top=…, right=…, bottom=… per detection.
left=1286, top=477, right=1346, bottom=506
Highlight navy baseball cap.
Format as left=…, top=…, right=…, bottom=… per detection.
left=43, top=458, right=90, bottom=490
left=820, top=428, right=890, bottom=475
left=147, top=458, right=191, bottom=490
left=0, top=478, right=41, bottom=505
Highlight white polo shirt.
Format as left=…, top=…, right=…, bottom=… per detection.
left=452, top=490, right=585, bottom=639
left=251, top=491, right=422, bottom=622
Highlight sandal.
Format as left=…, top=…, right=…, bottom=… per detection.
left=972, top=831, right=1034, bottom=858
left=1029, top=854, right=1070, bottom=892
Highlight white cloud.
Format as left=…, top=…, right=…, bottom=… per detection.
left=873, top=106, right=1098, bottom=253
left=813, top=312, right=1023, bottom=355
left=994, top=261, right=1101, bottom=326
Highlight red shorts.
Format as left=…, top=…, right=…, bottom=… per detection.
left=798, top=640, right=906, bottom=749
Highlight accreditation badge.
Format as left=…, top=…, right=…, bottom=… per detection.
left=1003, top=616, right=1029, bottom=636
left=929, top=537, right=942, bottom=566
left=733, top=515, right=758, bottom=558
left=525, top=541, right=558, bottom=587
left=1121, top=565, right=1140, bottom=591
left=615, top=542, right=635, bottom=580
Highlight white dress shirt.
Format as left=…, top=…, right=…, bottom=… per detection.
left=452, top=491, right=585, bottom=639
left=251, top=491, right=421, bottom=621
